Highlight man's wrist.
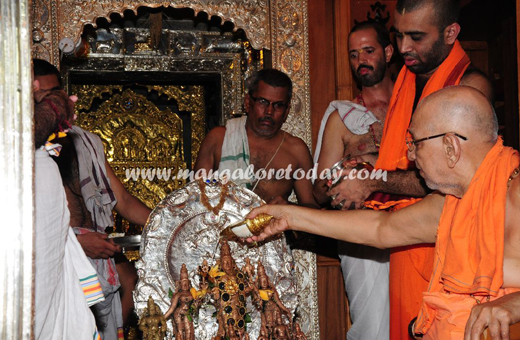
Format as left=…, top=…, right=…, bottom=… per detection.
left=288, top=205, right=305, bottom=231
left=368, top=177, right=381, bottom=193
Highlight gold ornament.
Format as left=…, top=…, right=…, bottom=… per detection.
left=245, top=214, right=273, bottom=235
left=138, top=296, right=167, bottom=340
left=221, top=213, right=273, bottom=239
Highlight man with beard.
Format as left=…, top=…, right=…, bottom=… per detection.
left=195, top=68, right=317, bottom=207
left=312, top=21, right=394, bottom=340
left=326, top=1, right=493, bottom=339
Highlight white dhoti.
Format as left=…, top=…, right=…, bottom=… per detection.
left=339, top=243, right=389, bottom=340
left=34, top=148, right=101, bottom=340
left=314, top=101, right=389, bottom=340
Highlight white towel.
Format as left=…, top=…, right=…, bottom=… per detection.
left=218, top=116, right=255, bottom=187
left=69, top=126, right=123, bottom=339
left=70, top=125, right=117, bottom=233
left=314, top=100, right=380, bottom=163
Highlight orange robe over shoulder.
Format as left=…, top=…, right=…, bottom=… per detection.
left=415, top=138, right=520, bottom=340
left=371, top=40, right=470, bottom=340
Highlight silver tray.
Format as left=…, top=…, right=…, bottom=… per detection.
left=134, top=180, right=302, bottom=339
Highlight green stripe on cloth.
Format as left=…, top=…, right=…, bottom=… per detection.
left=220, top=153, right=250, bottom=162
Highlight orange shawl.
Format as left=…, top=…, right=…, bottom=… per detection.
left=416, top=138, right=520, bottom=334
left=368, top=41, right=471, bottom=340
left=375, top=40, right=470, bottom=171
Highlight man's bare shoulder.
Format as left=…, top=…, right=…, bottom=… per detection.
left=324, top=109, right=358, bottom=141
left=389, top=192, right=445, bottom=243
left=461, top=66, right=494, bottom=102
left=394, top=192, right=445, bottom=222
left=325, top=109, right=349, bottom=131
left=422, top=191, right=446, bottom=209
left=205, top=126, right=226, bottom=142
left=195, top=126, right=226, bottom=171
left=281, top=131, right=313, bottom=164
left=283, top=131, right=310, bottom=152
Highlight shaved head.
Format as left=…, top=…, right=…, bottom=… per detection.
left=396, top=0, right=460, bottom=32
left=412, top=86, right=498, bottom=145
left=409, top=86, right=499, bottom=196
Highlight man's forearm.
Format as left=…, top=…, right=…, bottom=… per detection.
left=252, top=195, right=442, bottom=248
left=373, top=169, right=429, bottom=197
left=286, top=205, right=388, bottom=248
left=115, top=194, right=152, bottom=226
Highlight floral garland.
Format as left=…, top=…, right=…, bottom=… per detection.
left=197, top=179, right=229, bottom=215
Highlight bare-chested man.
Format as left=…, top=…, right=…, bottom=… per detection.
left=195, top=68, right=317, bottom=207
left=312, top=21, right=394, bottom=340
left=313, top=21, right=394, bottom=205
left=249, top=86, right=520, bottom=340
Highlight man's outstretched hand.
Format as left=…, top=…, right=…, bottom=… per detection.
left=246, top=204, right=294, bottom=242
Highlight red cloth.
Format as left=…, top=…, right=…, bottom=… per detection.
left=370, top=40, right=471, bottom=340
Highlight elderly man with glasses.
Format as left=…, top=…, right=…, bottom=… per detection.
left=195, top=68, right=317, bottom=208
left=247, top=86, right=520, bottom=340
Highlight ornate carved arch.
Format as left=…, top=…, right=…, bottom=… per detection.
left=56, top=1, right=269, bottom=50
left=31, top=0, right=310, bottom=146
left=32, top=1, right=268, bottom=62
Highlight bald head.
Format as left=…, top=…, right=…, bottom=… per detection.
left=409, top=86, right=498, bottom=197
left=412, top=86, right=498, bottom=145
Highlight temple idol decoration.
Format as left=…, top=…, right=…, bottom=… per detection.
left=164, top=264, right=198, bottom=340
left=139, top=296, right=168, bottom=340
left=209, top=241, right=252, bottom=339
left=135, top=180, right=305, bottom=339
left=162, top=239, right=307, bottom=340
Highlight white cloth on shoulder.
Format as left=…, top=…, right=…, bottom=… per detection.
left=218, top=116, right=255, bottom=187
left=70, top=125, right=117, bottom=233
left=34, top=148, right=101, bottom=340
left=314, top=100, right=380, bottom=163
left=69, top=126, right=123, bottom=340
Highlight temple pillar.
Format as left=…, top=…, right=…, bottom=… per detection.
left=0, top=0, right=34, bottom=338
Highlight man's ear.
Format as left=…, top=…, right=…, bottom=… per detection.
left=33, top=79, right=40, bottom=92
left=444, top=23, right=460, bottom=45
left=444, top=133, right=461, bottom=168
left=384, top=44, right=394, bottom=64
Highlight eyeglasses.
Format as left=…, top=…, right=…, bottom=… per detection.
left=406, top=132, right=468, bottom=151
left=249, top=95, right=288, bottom=112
